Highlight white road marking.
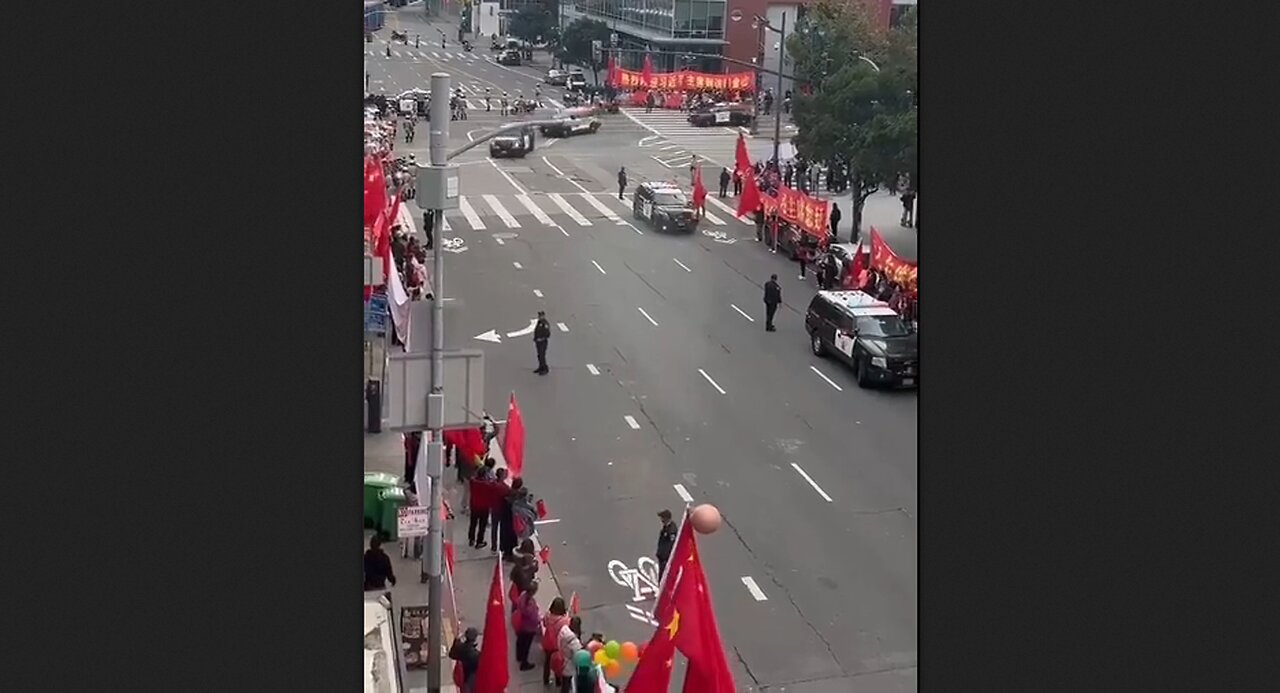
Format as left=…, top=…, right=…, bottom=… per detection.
left=697, top=368, right=727, bottom=395
left=791, top=462, right=834, bottom=502
left=513, top=261, right=523, bottom=269
left=441, top=215, right=452, bottom=231
left=706, top=196, right=751, bottom=224
left=591, top=260, right=607, bottom=275
left=432, top=52, right=440, bottom=58
left=673, top=258, right=692, bottom=272
left=673, top=484, right=694, bottom=503
left=731, top=304, right=755, bottom=322
left=741, top=576, right=769, bottom=601
left=556, top=322, right=568, bottom=332
left=809, top=365, right=844, bottom=392
left=660, top=144, right=682, bottom=151
left=637, top=307, right=659, bottom=327
left=487, top=159, right=526, bottom=193
left=534, top=518, right=561, bottom=525
left=517, top=193, right=556, bottom=226
left=533, top=289, right=543, bottom=298
left=586, top=363, right=600, bottom=375
left=702, top=209, right=727, bottom=225
left=458, top=196, right=485, bottom=229
left=542, top=156, right=567, bottom=177
left=483, top=194, right=520, bottom=228
left=549, top=193, right=591, bottom=226
left=580, top=193, right=623, bottom=224
left=624, top=415, right=641, bottom=430
left=495, top=237, right=505, bottom=245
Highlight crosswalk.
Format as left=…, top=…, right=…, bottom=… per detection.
left=420, top=192, right=754, bottom=232
left=377, top=78, right=557, bottom=115
left=623, top=107, right=785, bottom=171
left=366, top=48, right=487, bottom=63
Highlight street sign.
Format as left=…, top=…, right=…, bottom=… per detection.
left=365, top=294, right=389, bottom=334
left=385, top=349, right=486, bottom=431
left=398, top=505, right=432, bottom=537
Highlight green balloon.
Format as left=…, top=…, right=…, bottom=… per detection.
left=574, top=650, right=592, bottom=668
left=604, top=640, right=621, bottom=659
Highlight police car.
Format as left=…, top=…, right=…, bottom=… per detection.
left=804, top=291, right=918, bottom=388
left=632, top=182, right=697, bottom=233
left=538, top=112, right=601, bottom=138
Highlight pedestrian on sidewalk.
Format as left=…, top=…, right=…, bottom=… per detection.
left=829, top=202, right=842, bottom=242
left=763, top=274, right=782, bottom=332
left=512, top=485, right=538, bottom=544
left=403, top=431, right=422, bottom=494
left=499, top=478, right=524, bottom=560
left=655, top=509, right=678, bottom=580
left=449, top=627, right=480, bottom=693
left=617, top=166, right=628, bottom=200
left=900, top=188, right=916, bottom=227
left=467, top=471, right=493, bottom=548
left=510, top=542, right=539, bottom=596
left=363, top=535, right=397, bottom=591
left=718, top=167, right=730, bottom=198
left=557, top=616, right=584, bottom=693
left=541, top=598, right=570, bottom=686
left=513, top=582, right=542, bottom=671
left=491, top=467, right=510, bottom=553
left=533, top=311, right=551, bottom=375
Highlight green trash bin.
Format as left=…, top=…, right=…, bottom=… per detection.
left=364, top=472, right=402, bottom=531
left=378, top=486, right=409, bottom=541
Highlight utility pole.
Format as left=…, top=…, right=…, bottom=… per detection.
left=772, top=12, right=786, bottom=165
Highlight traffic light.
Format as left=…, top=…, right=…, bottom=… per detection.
left=591, top=40, right=602, bottom=64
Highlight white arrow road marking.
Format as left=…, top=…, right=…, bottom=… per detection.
left=517, top=193, right=556, bottom=226
left=741, top=576, right=768, bottom=601
left=624, top=415, right=641, bottom=429
left=673, top=258, right=692, bottom=272
left=673, top=483, right=694, bottom=503
left=507, top=319, right=538, bottom=338
left=474, top=330, right=502, bottom=343
left=549, top=193, right=591, bottom=226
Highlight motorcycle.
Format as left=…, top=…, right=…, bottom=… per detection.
left=462, top=40, right=472, bottom=52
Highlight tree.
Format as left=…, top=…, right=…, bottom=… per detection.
left=557, top=18, right=611, bottom=83
left=787, top=0, right=917, bottom=233
left=508, top=6, right=556, bottom=47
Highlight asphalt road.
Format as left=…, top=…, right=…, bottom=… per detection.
left=371, top=10, right=917, bottom=692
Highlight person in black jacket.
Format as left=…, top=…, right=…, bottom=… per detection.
left=829, top=202, right=842, bottom=242
left=363, top=535, right=397, bottom=591
left=656, top=509, right=678, bottom=580
left=617, top=167, right=628, bottom=200
left=718, top=168, right=731, bottom=198
left=763, top=274, right=782, bottom=332
left=449, top=627, right=481, bottom=692
left=533, top=311, right=551, bottom=375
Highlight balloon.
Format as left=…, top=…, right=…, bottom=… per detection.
left=593, top=649, right=610, bottom=666
left=604, top=660, right=623, bottom=678
left=620, top=641, right=639, bottom=662
left=604, top=640, right=621, bottom=659
left=691, top=504, right=722, bottom=533
left=574, top=650, right=591, bottom=668
left=587, top=640, right=603, bottom=654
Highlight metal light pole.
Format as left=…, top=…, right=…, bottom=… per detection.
left=772, top=12, right=786, bottom=165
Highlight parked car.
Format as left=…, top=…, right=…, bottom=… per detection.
left=489, top=127, right=536, bottom=158
left=545, top=69, right=567, bottom=86
left=497, top=49, right=522, bottom=66
left=805, top=291, right=918, bottom=388
left=687, top=102, right=754, bottom=127
left=632, top=181, right=697, bottom=233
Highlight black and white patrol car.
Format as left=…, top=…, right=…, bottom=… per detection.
left=632, top=182, right=697, bottom=233
left=489, top=126, right=536, bottom=158
left=497, top=49, right=522, bottom=66
left=538, top=113, right=601, bottom=138
left=805, top=291, right=918, bottom=389
left=687, top=103, right=754, bottom=127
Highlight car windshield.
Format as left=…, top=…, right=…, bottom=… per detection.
left=652, top=192, right=686, bottom=206
left=856, top=315, right=912, bottom=338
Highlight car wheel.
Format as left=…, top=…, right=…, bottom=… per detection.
left=811, top=332, right=825, bottom=357
left=855, top=356, right=872, bottom=388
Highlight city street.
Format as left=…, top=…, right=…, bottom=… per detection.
left=369, top=9, right=917, bottom=691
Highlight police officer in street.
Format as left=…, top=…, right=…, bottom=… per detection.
left=617, top=166, right=627, bottom=200
left=763, top=274, right=782, bottom=332
left=485, top=87, right=492, bottom=112
left=533, top=310, right=551, bottom=375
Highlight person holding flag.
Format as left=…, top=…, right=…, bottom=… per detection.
left=691, top=165, right=708, bottom=220
left=471, top=560, right=510, bottom=693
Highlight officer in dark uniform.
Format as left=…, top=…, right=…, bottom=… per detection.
left=533, top=311, right=551, bottom=374
left=763, top=274, right=782, bottom=332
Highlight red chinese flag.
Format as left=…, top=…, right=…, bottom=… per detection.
left=501, top=393, right=525, bottom=479
left=692, top=167, right=707, bottom=208
left=472, top=560, right=510, bottom=693
left=641, top=53, right=653, bottom=87
left=735, top=169, right=762, bottom=219
left=538, top=544, right=551, bottom=565
left=734, top=133, right=751, bottom=176
left=847, top=248, right=867, bottom=289
left=676, top=553, right=736, bottom=693
left=364, top=156, right=387, bottom=226
left=653, top=514, right=694, bottom=621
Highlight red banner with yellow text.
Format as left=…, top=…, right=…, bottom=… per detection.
left=610, top=68, right=756, bottom=93
left=760, top=185, right=831, bottom=240
left=869, top=226, right=918, bottom=289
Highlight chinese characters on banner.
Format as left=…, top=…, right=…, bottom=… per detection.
left=869, top=226, right=918, bottom=289
left=760, top=185, right=831, bottom=240
left=610, top=68, right=756, bottom=93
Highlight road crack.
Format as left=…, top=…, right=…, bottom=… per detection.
left=624, top=262, right=667, bottom=301
left=718, top=513, right=847, bottom=677
left=634, top=401, right=677, bottom=456
left=732, top=645, right=762, bottom=688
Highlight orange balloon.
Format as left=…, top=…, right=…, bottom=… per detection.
left=604, top=660, right=623, bottom=678
left=620, top=641, right=639, bottom=663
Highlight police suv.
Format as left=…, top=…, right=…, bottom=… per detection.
left=805, top=291, right=919, bottom=389
left=631, top=182, right=697, bottom=233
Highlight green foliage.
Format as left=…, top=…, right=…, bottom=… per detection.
left=787, top=0, right=918, bottom=223
left=509, top=6, right=556, bottom=45
left=557, top=18, right=611, bottom=76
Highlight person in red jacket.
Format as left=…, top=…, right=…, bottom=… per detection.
left=467, top=468, right=496, bottom=549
